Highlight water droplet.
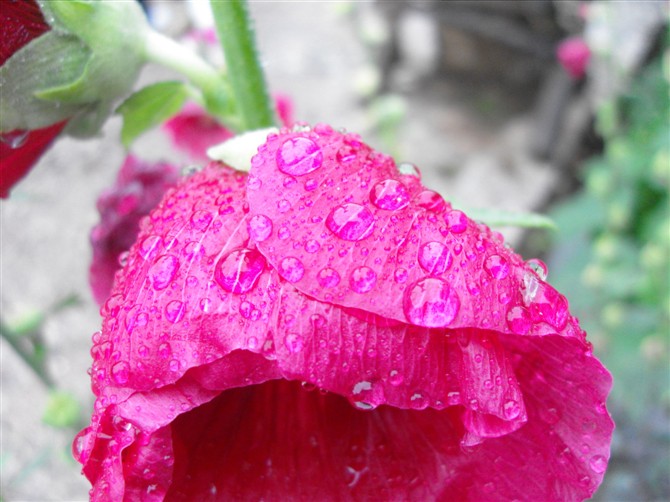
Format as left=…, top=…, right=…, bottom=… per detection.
left=394, top=268, right=408, bottom=284
left=503, top=399, right=521, bottom=420
left=169, top=359, right=180, bottom=372
left=336, top=144, right=357, bottom=163
left=388, top=370, right=404, bottom=386
left=150, top=255, right=179, bottom=290
left=139, top=235, right=162, bottom=260
left=325, top=203, right=375, bottom=241
left=304, top=179, right=318, bottom=191
left=277, top=199, right=291, bottom=213
left=418, top=241, right=452, bottom=275
left=247, top=214, right=273, bottom=242
left=484, top=254, right=509, bottom=280
left=190, top=210, right=212, bottom=230
left=506, top=306, right=532, bottom=335
left=317, top=267, right=341, bottom=288
left=1, top=130, right=29, bottom=148
left=111, top=361, right=130, bottom=385
left=278, top=256, right=305, bottom=283
left=526, top=258, right=548, bottom=280
left=214, top=248, right=266, bottom=294
left=415, top=190, right=446, bottom=212
left=589, top=455, right=607, bottom=474
left=523, top=272, right=540, bottom=305
left=158, top=342, right=171, bottom=359
left=403, top=277, right=460, bottom=327
left=276, top=137, right=323, bottom=176
left=278, top=225, right=291, bottom=240
left=397, top=162, right=420, bottom=178
left=305, top=239, right=321, bottom=253
left=284, top=333, right=305, bottom=353
left=165, top=300, right=185, bottom=323
left=349, top=266, right=377, bottom=293
left=445, top=210, right=468, bottom=233
left=370, top=179, right=410, bottom=211
left=247, top=175, right=262, bottom=191
left=447, top=391, right=461, bottom=405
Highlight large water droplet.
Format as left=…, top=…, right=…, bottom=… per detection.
left=484, top=254, right=509, bottom=280
left=325, top=203, right=375, bottom=241
left=150, top=255, right=179, bottom=290
left=418, top=241, right=452, bottom=275
left=278, top=256, right=305, bottom=283
left=370, top=179, right=410, bottom=211
left=247, top=214, right=273, bottom=242
left=506, top=305, right=532, bottom=334
left=111, top=361, right=130, bottom=385
left=214, top=248, right=265, bottom=293
left=317, top=267, right=341, bottom=288
left=139, top=235, right=162, bottom=260
left=276, top=137, right=323, bottom=176
left=445, top=210, right=468, bottom=233
left=503, top=399, right=521, bottom=420
left=165, top=300, right=185, bottom=323
left=349, top=266, right=377, bottom=293
left=0, top=130, right=29, bottom=149
left=403, top=277, right=460, bottom=327
left=415, top=190, right=447, bottom=212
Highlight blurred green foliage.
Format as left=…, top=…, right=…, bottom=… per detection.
left=547, top=43, right=669, bottom=499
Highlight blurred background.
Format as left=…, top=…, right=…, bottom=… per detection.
left=1, top=1, right=668, bottom=500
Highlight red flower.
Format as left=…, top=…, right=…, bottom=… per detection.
left=557, top=37, right=591, bottom=80
left=89, top=155, right=180, bottom=305
left=75, top=126, right=613, bottom=500
left=0, top=0, right=66, bottom=198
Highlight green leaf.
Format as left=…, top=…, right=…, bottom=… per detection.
left=0, top=32, right=90, bottom=131
left=42, top=391, right=81, bottom=428
left=117, top=82, right=189, bottom=147
left=463, top=207, right=557, bottom=230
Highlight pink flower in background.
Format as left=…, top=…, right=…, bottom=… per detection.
left=162, top=94, right=294, bottom=162
left=0, top=0, right=65, bottom=198
left=557, top=37, right=591, bottom=80
left=89, top=155, right=179, bottom=305
left=75, top=125, right=613, bottom=500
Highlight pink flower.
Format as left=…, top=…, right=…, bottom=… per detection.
left=162, top=96, right=294, bottom=162
left=89, top=155, right=180, bottom=305
left=557, top=37, right=591, bottom=80
left=75, top=125, right=613, bottom=500
left=0, top=0, right=65, bottom=198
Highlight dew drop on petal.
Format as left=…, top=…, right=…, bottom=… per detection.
left=317, top=267, right=341, bottom=288
left=503, top=399, right=521, bottom=420
left=278, top=256, right=305, bottom=283
left=527, top=258, right=549, bottom=280
left=589, top=455, right=607, bottom=474
left=418, top=241, right=452, bottom=275
left=111, top=361, right=130, bottom=385
left=388, top=370, right=404, bottom=386
left=285, top=333, right=305, bottom=353
left=165, top=300, right=185, bottom=323
left=370, top=179, right=410, bottom=211
left=305, top=239, right=321, bottom=253
left=445, top=210, right=468, bottom=233
left=190, top=210, right=212, bottom=230
left=326, top=203, right=375, bottom=241
left=139, top=235, right=162, bottom=260
left=150, top=255, right=179, bottom=290
left=158, top=342, right=171, bottom=359
left=277, top=199, right=291, bottom=213
left=506, top=305, right=532, bottom=335
left=349, top=266, right=377, bottom=293
left=484, top=254, right=510, bottom=280
left=394, top=268, right=408, bottom=284
left=247, top=175, right=262, bottom=191
left=403, top=277, right=460, bottom=327
left=214, top=248, right=265, bottom=294
left=276, top=137, right=323, bottom=176
left=247, top=214, right=273, bottom=242
left=415, top=190, right=447, bottom=212
left=1, top=130, right=29, bottom=149
left=397, top=162, right=421, bottom=178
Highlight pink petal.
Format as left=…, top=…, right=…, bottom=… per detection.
left=76, top=159, right=612, bottom=500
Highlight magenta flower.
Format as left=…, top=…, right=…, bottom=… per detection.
left=89, top=155, right=180, bottom=305
left=557, top=37, right=591, bottom=80
left=75, top=125, right=613, bottom=500
left=0, top=0, right=65, bottom=198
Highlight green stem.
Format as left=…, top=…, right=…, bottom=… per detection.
left=210, top=0, right=275, bottom=131
left=143, top=29, right=233, bottom=122
left=0, top=320, right=54, bottom=389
